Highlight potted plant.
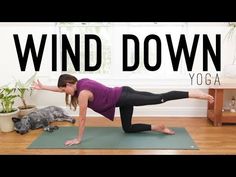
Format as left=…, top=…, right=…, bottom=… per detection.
left=0, top=87, right=19, bottom=132
left=15, top=73, right=37, bottom=118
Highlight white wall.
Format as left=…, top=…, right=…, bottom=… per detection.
left=0, top=22, right=235, bottom=117
left=0, top=23, right=60, bottom=85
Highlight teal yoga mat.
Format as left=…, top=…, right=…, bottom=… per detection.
left=28, top=127, right=198, bottom=149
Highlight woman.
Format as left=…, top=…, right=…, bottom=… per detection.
left=32, top=74, right=214, bottom=146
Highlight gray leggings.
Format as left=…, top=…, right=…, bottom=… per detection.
left=116, top=86, right=189, bottom=133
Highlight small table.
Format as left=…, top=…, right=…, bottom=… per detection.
left=207, top=84, right=236, bottom=126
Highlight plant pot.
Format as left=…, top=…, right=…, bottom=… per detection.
left=18, top=105, right=37, bottom=118
left=0, top=108, right=19, bottom=133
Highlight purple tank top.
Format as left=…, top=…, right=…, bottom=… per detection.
left=76, top=78, right=122, bottom=121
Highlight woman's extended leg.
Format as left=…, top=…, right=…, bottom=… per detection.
left=189, top=90, right=214, bottom=103
left=117, top=86, right=189, bottom=106
left=117, top=86, right=214, bottom=107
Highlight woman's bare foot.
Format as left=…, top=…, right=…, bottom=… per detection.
left=189, top=90, right=214, bottom=104
left=152, top=124, right=175, bottom=135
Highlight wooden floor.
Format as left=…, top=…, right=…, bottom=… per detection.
left=1, top=117, right=236, bottom=155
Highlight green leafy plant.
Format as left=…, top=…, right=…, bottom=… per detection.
left=0, top=87, right=18, bottom=113
left=15, top=73, right=37, bottom=109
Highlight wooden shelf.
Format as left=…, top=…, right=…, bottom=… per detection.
left=222, top=112, right=236, bottom=123
left=207, top=110, right=215, bottom=122
left=222, top=111, right=236, bottom=117
left=207, top=87, right=236, bottom=126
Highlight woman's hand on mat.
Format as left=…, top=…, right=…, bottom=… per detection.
left=64, top=138, right=81, bottom=146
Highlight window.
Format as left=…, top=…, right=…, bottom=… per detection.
left=58, top=23, right=190, bottom=80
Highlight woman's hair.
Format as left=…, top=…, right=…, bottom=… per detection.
left=57, top=74, right=78, bottom=111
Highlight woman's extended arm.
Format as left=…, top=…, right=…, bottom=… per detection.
left=32, top=79, right=63, bottom=92
left=64, top=90, right=90, bottom=146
